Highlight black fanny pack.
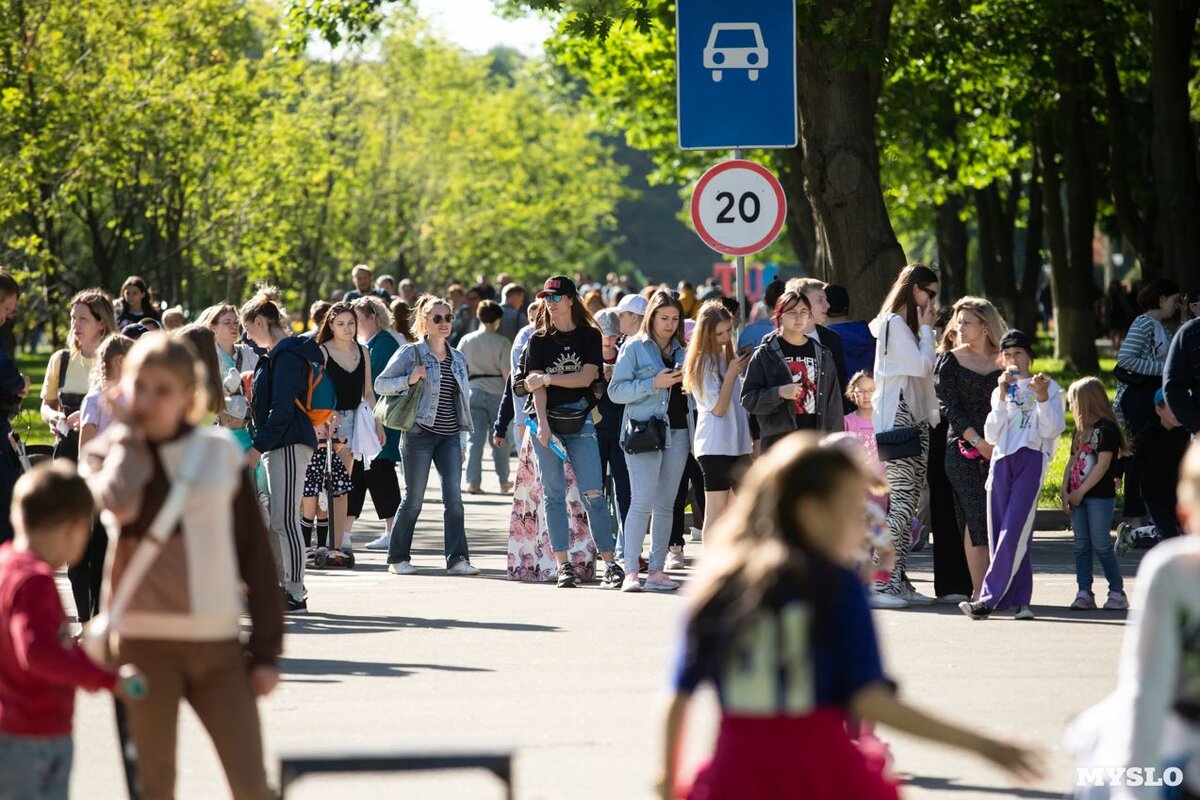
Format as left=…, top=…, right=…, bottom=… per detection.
left=547, top=401, right=593, bottom=435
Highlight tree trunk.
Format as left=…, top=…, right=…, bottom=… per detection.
left=1015, top=152, right=1044, bottom=336
left=1150, top=0, right=1200, bottom=284
left=975, top=181, right=1018, bottom=324
left=777, top=148, right=819, bottom=275
left=1048, top=54, right=1101, bottom=372
left=796, top=0, right=906, bottom=317
left=1098, top=50, right=1157, bottom=276
left=934, top=194, right=968, bottom=305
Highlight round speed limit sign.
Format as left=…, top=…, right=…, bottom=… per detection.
left=690, top=159, right=787, bottom=256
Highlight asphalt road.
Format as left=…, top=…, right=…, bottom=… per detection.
left=67, top=466, right=1140, bottom=799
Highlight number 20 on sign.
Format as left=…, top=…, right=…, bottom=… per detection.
left=690, top=160, right=787, bottom=256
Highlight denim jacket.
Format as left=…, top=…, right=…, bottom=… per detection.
left=608, top=335, right=694, bottom=446
left=374, top=337, right=474, bottom=434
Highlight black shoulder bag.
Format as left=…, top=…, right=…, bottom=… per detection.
left=874, top=318, right=924, bottom=462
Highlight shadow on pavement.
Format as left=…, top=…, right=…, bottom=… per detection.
left=901, top=775, right=1064, bottom=798
left=280, top=656, right=492, bottom=680
left=285, top=611, right=561, bottom=635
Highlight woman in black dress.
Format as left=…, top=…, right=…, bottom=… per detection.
left=934, top=297, right=1006, bottom=601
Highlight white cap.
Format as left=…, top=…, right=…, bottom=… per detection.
left=615, top=294, right=648, bottom=316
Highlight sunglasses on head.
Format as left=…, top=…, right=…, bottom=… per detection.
left=430, top=314, right=453, bottom=325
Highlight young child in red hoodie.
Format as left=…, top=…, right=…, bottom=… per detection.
left=0, top=462, right=139, bottom=799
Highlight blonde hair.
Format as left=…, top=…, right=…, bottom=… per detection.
left=196, top=303, right=238, bottom=329
left=412, top=294, right=453, bottom=339
left=1067, top=377, right=1130, bottom=458
left=90, top=334, right=135, bottom=389
left=844, top=369, right=874, bottom=401
left=67, top=289, right=118, bottom=353
left=951, top=296, right=1007, bottom=352
left=683, top=301, right=734, bottom=398
left=352, top=295, right=392, bottom=335
left=122, top=332, right=210, bottom=425
left=786, top=277, right=826, bottom=296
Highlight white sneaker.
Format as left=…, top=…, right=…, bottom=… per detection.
left=665, top=549, right=686, bottom=571
left=1013, top=605, right=1035, bottom=620
left=447, top=560, right=480, bottom=576
left=620, top=574, right=642, bottom=593
left=870, top=589, right=909, bottom=609
left=387, top=561, right=418, bottom=575
left=643, top=572, right=680, bottom=592
left=364, top=534, right=391, bottom=551
left=899, top=580, right=935, bottom=606
left=1102, top=590, right=1129, bottom=610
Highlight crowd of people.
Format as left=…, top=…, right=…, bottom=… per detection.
left=0, top=259, right=1196, bottom=798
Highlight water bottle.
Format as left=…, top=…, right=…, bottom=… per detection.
left=1006, top=365, right=1020, bottom=401
left=119, top=665, right=148, bottom=700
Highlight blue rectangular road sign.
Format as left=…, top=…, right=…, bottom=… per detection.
left=676, top=0, right=798, bottom=150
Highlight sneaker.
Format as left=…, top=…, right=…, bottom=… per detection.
left=556, top=562, right=577, bottom=588
left=499, top=482, right=514, bottom=494
left=958, top=600, right=991, bottom=620
left=601, top=561, right=625, bottom=589
left=1102, top=590, right=1129, bottom=610
left=364, top=534, right=391, bottom=551
left=1013, top=605, right=1035, bottom=620
left=899, top=579, right=935, bottom=606
left=465, top=485, right=483, bottom=495
left=387, top=561, right=418, bottom=575
left=620, top=573, right=642, bottom=593
left=643, top=572, right=680, bottom=592
left=1114, top=522, right=1132, bottom=556
left=936, top=593, right=971, bottom=605
left=870, top=587, right=909, bottom=609
left=285, top=594, right=308, bottom=614
left=447, top=559, right=480, bottom=576
left=665, top=547, right=686, bottom=571
left=1069, top=589, right=1096, bottom=610
left=910, top=521, right=930, bottom=552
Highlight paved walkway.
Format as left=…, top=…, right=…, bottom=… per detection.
left=67, top=465, right=1140, bottom=799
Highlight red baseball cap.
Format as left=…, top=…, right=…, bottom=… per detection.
left=537, top=275, right=577, bottom=299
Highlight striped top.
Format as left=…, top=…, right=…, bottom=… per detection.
left=421, top=350, right=461, bottom=435
left=1114, top=313, right=1170, bottom=413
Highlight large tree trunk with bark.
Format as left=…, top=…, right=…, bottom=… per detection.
left=935, top=193, right=968, bottom=305
left=976, top=180, right=1019, bottom=324
left=1150, top=0, right=1200, bottom=284
left=1014, top=152, right=1045, bottom=337
left=1046, top=54, right=1101, bottom=372
left=778, top=148, right=820, bottom=275
left=796, top=0, right=906, bottom=317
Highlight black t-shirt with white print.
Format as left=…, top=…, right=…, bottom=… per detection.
left=521, top=325, right=603, bottom=411
left=778, top=337, right=819, bottom=430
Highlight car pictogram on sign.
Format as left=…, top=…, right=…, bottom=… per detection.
left=703, top=23, right=769, bottom=83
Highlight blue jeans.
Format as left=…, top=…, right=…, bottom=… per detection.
left=624, top=427, right=692, bottom=574
left=467, top=389, right=509, bottom=487
left=1071, top=497, right=1124, bottom=594
left=531, top=413, right=615, bottom=555
left=0, top=733, right=71, bottom=800
left=387, top=427, right=469, bottom=566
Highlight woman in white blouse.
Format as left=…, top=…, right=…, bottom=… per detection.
left=867, top=265, right=941, bottom=609
left=682, top=301, right=753, bottom=535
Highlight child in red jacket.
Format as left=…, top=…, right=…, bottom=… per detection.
left=0, top=462, right=139, bottom=799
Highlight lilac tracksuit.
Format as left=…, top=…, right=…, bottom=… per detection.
left=979, top=377, right=1067, bottom=610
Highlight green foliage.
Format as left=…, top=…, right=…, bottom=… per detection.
left=0, top=2, right=628, bottom=319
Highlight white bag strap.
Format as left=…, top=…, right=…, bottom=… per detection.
left=94, top=435, right=209, bottom=631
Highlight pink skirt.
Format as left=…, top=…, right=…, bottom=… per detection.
left=683, top=709, right=901, bottom=800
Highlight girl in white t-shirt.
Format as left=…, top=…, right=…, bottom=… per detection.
left=682, top=301, right=752, bottom=536
left=79, top=334, right=135, bottom=452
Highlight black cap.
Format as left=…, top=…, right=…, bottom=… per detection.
left=537, top=275, right=577, bottom=299
left=999, top=329, right=1035, bottom=356
left=121, top=323, right=151, bottom=340
left=825, top=284, right=849, bottom=316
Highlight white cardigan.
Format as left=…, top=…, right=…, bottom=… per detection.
left=868, top=313, right=939, bottom=431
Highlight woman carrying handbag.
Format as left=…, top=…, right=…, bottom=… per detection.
left=868, top=265, right=941, bottom=609
left=608, top=290, right=692, bottom=593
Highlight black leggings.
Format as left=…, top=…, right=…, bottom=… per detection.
left=68, top=519, right=107, bottom=622
left=671, top=454, right=705, bottom=548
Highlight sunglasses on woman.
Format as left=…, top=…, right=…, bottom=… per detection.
left=430, top=314, right=453, bottom=325
left=922, top=287, right=938, bottom=301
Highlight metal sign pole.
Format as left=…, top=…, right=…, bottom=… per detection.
left=733, top=148, right=746, bottom=326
